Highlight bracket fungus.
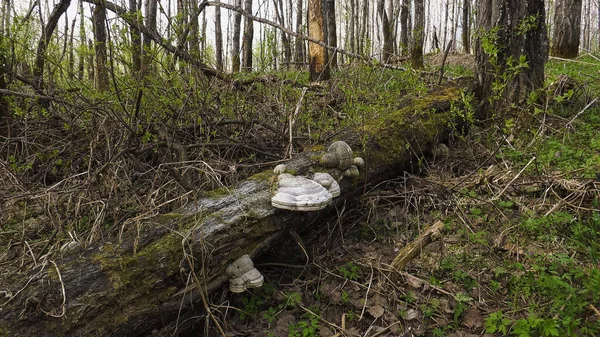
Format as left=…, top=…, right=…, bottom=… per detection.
left=271, top=173, right=332, bottom=211
left=313, top=172, right=340, bottom=197
left=320, top=141, right=354, bottom=170
left=226, top=254, right=264, bottom=293
left=319, top=141, right=365, bottom=178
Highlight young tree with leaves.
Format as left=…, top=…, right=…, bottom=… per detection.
left=476, top=0, right=548, bottom=113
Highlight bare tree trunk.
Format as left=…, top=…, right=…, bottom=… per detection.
left=33, top=0, right=71, bottom=93
left=462, top=0, right=470, bottom=54
left=189, top=0, right=201, bottom=58
left=92, top=3, right=109, bottom=92
left=78, top=0, right=85, bottom=80
left=273, top=0, right=291, bottom=68
left=400, top=0, right=409, bottom=54
left=378, top=0, right=394, bottom=62
left=68, top=14, right=76, bottom=78
left=411, top=0, right=424, bottom=69
left=0, top=0, right=9, bottom=139
left=201, top=10, right=207, bottom=52
left=231, top=0, right=242, bottom=72
left=87, top=39, right=94, bottom=83
left=386, top=0, right=395, bottom=54
left=307, top=0, right=329, bottom=81
left=323, top=0, right=337, bottom=68
left=176, top=0, right=188, bottom=53
left=215, top=6, right=223, bottom=70
left=551, top=0, right=582, bottom=58
left=451, top=0, right=459, bottom=50
left=294, top=0, right=304, bottom=68
left=242, top=0, right=253, bottom=71
left=597, top=0, right=600, bottom=52
left=442, top=0, right=449, bottom=50
left=129, top=0, right=141, bottom=74
left=143, top=0, right=157, bottom=73
left=475, top=0, right=548, bottom=115
left=360, top=0, right=369, bottom=56
left=349, top=0, right=355, bottom=53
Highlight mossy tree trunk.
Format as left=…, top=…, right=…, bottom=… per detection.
left=0, top=79, right=477, bottom=337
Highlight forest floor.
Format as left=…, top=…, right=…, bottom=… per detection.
left=2, top=53, right=600, bottom=337
left=198, top=55, right=600, bottom=337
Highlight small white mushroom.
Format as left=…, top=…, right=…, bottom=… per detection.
left=271, top=174, right=332, bottom=211
left=226, top=254, right=264, bottom=293
left=313, top=172, right=340, bottom=197
left=273, top=164, right=287, bottom=175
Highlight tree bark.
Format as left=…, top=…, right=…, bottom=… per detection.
left=475, top=0, right=548, bottom=115
left=349, top=0, right=356, bottom=53
left=78, top=0, right=85, bottom=80
left=188, top=0, right=201, bottom=59
left=378, top=0, right=394, bottom=63
left=143, top=0, right=157, bottom=73
left=129, top=0, right=141, bottom=74
left=274, top=0, right=291, bottom=68
left=323, top=0, right=337, bottom=69
left=400, top=0, right=409, bottom=54
left=550, top=0, right=582, bottom=58
left=411, top=0, right=424, bottom=69
left=83, top=0, right=223, bottom=80
left=33, top=0, right=71, bottom=94
left=215, top=5, right=223, bottom=71
left=360, top=0, right=369, bottom=56
left=307, top=0, right=329, bottom=81
left=0, top=78, right=477, bottom=337
left=92, top=3, right=109, bottom=92
left=242, top=0, right=253, bottom=71
left=0, top=0, right=10, bottom=139
left=462, top=0, right=470, bottom=54
left=294, top=0, right=304, bottom=68
left=232, top=0, right=242, bottom=72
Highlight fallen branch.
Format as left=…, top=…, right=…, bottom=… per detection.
left=390, top=220, right=445, bottom=270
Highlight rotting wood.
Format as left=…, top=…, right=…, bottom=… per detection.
left=390, top=220, right=445, bottom=271
left=0, top=78, right=476, bottom=337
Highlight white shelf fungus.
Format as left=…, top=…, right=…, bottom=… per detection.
left=271, top=173, right=333, bottom=211
left=313, top=172, right=340, bottom=197
left=226, top=254, right=264, bottom=293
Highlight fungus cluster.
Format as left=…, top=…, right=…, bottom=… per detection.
left=270, top=141, right=363, bottom=212
left=226, top=254, right=264, bottom=293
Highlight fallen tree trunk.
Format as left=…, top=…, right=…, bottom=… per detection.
left=0, top=78, right=476, bottom=337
